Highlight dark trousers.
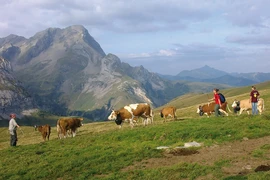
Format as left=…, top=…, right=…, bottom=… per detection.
left=10, top=131, right=17, bottom=146
left=215, top=104, right=221, bottom=117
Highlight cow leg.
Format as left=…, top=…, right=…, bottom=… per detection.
left=147, top=117, right=152, bottom=124
left=143, top=118, right=148, bottom=126
left=57, top=125, right=61, bottom=139
left=219, top=109, right=228, bottom=116
left=42, top=133, right=46, bottom=141
left=239, top=109, right=244, bottom=115
left=130, top=116, right=135, bottom=128
left=72, top=130, right=76, bottom=137
left=258, top=107, right=262, bottom=115
left=63, top=129, right=67, bottom=138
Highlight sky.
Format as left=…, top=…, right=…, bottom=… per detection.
left=1, top=0, right=270, bottom=75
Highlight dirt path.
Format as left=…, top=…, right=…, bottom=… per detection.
left=123, top=136, right=270, bottom=176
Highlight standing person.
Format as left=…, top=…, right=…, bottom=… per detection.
left=212, top=88, right=222, bottom=117
left=250, top=86, right=260, bottom=115
left=9, top=113, right=20, bottom=146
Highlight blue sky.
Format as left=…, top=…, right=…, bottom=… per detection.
left=1, top=0, right=270, bottom=75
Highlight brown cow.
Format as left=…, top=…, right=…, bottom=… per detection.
left=57, top=117, right=83, bottom=139
left=160, top=106, right=177, bottom=122
left=197, top=102, right=229, bottom=117
left=108, top=103, right=153, bottom=128
left=35, top=124, right=51, bottom=141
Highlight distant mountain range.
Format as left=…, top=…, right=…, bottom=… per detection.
left=159, top=65, right=270, bottom=86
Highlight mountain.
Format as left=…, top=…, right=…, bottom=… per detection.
left=0, top=57, right=36, bottom=119
left=176, top=65, right=228, bottom=79
left=0, top=25, right=193, bottom=120
left=231, top=72, right=270, bottom=83
left=160, top=65, right=270, bottom=86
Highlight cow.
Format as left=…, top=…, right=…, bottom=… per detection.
left=232, top=98, right=264, bottom=115
left=57, top=117, right=83, bottom=139
left=160, top=106, right=177, bottom=122
left=197, top=102, right=229, bottom=117
left=108, top=103, right=153, bottom=128
left=34, top=124, right=51, bottom=141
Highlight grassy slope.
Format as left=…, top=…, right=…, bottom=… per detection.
left=0, top=81, right=270, bottom=179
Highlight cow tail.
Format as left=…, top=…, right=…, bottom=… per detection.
left=227, top=105, right=232, bottom=113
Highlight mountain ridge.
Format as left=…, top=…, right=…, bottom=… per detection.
left=159, top=65, right=270, bottom=86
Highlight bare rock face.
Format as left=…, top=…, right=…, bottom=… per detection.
left=0, top=57, right=35, bottom=120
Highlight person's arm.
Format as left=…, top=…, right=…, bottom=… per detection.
left=218, top=98, right=222, bottom=106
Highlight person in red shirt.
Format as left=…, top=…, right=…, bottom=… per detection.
left=212, top=88, right=222, bottom=117
left=250, top=86, right=260, bottom=115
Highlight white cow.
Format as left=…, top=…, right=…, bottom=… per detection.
left=232, top=98, right=264, bottom=115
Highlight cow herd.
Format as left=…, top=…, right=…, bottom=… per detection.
left=35, top=117, right=84, bottom=141
left=34, top=98, right=265, bottom=141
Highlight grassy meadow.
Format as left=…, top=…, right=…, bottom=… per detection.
left=1, top=82, right=270, bottom=179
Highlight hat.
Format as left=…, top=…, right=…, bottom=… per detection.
left=10, top=113, right=16, bottom=118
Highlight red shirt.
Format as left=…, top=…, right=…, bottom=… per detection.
left=214, top=93, right=220, bottom=104
left=250, top=90, right=259, bottom=102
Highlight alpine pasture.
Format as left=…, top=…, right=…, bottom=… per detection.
left=1, top=82, right=270, bottom=179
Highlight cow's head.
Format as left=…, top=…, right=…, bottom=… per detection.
left=108, top=110, right=119, bottom=121
left=232, top=100, right=240, bottom=108
left=108, top=110, right=122, bottom=125
left=197, top=106, right=204, bottom=116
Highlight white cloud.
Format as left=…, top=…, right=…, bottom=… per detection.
left=1, top=0, right=270, bottom=75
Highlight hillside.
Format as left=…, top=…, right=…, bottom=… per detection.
left=0, top=81, right=270, bottom=179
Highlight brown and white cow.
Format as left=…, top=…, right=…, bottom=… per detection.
left=108, top=103, right=153, bottom=128
left=197, top=102, right=229, bottom=117
left=35, top=124, right=51, bottom=141
left=57, top=117, right=83, bottom=139
left=232, top=98, right=264, bottom=115
left=160, top=106, right=177, bottom=122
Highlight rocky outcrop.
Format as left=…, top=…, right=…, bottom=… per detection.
left=0, top=57, right=35, bottom=120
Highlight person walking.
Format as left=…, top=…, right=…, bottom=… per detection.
left=250, top=86, right=260, bottom=115
left=212, top=88, right=222, bottom=117
left=9, top=113, right=20, bottom=146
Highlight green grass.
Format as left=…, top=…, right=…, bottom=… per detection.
left=1, top=115, right=270, bottom=179
left=1, top=82, right=270, bottom=179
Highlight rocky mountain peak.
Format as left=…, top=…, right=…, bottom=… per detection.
left=0, top=57, right=12, bottom=72
left=0, top=34, right=26, bottom=47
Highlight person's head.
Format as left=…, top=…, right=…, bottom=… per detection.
left=10, top=113, right=16, bottom=119
left=213, top=88, right=219, bottom=94
left=252, top=86, right=256, bottom=90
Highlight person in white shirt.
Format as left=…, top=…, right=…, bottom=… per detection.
left=9, top=113, right=20, bottom=146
